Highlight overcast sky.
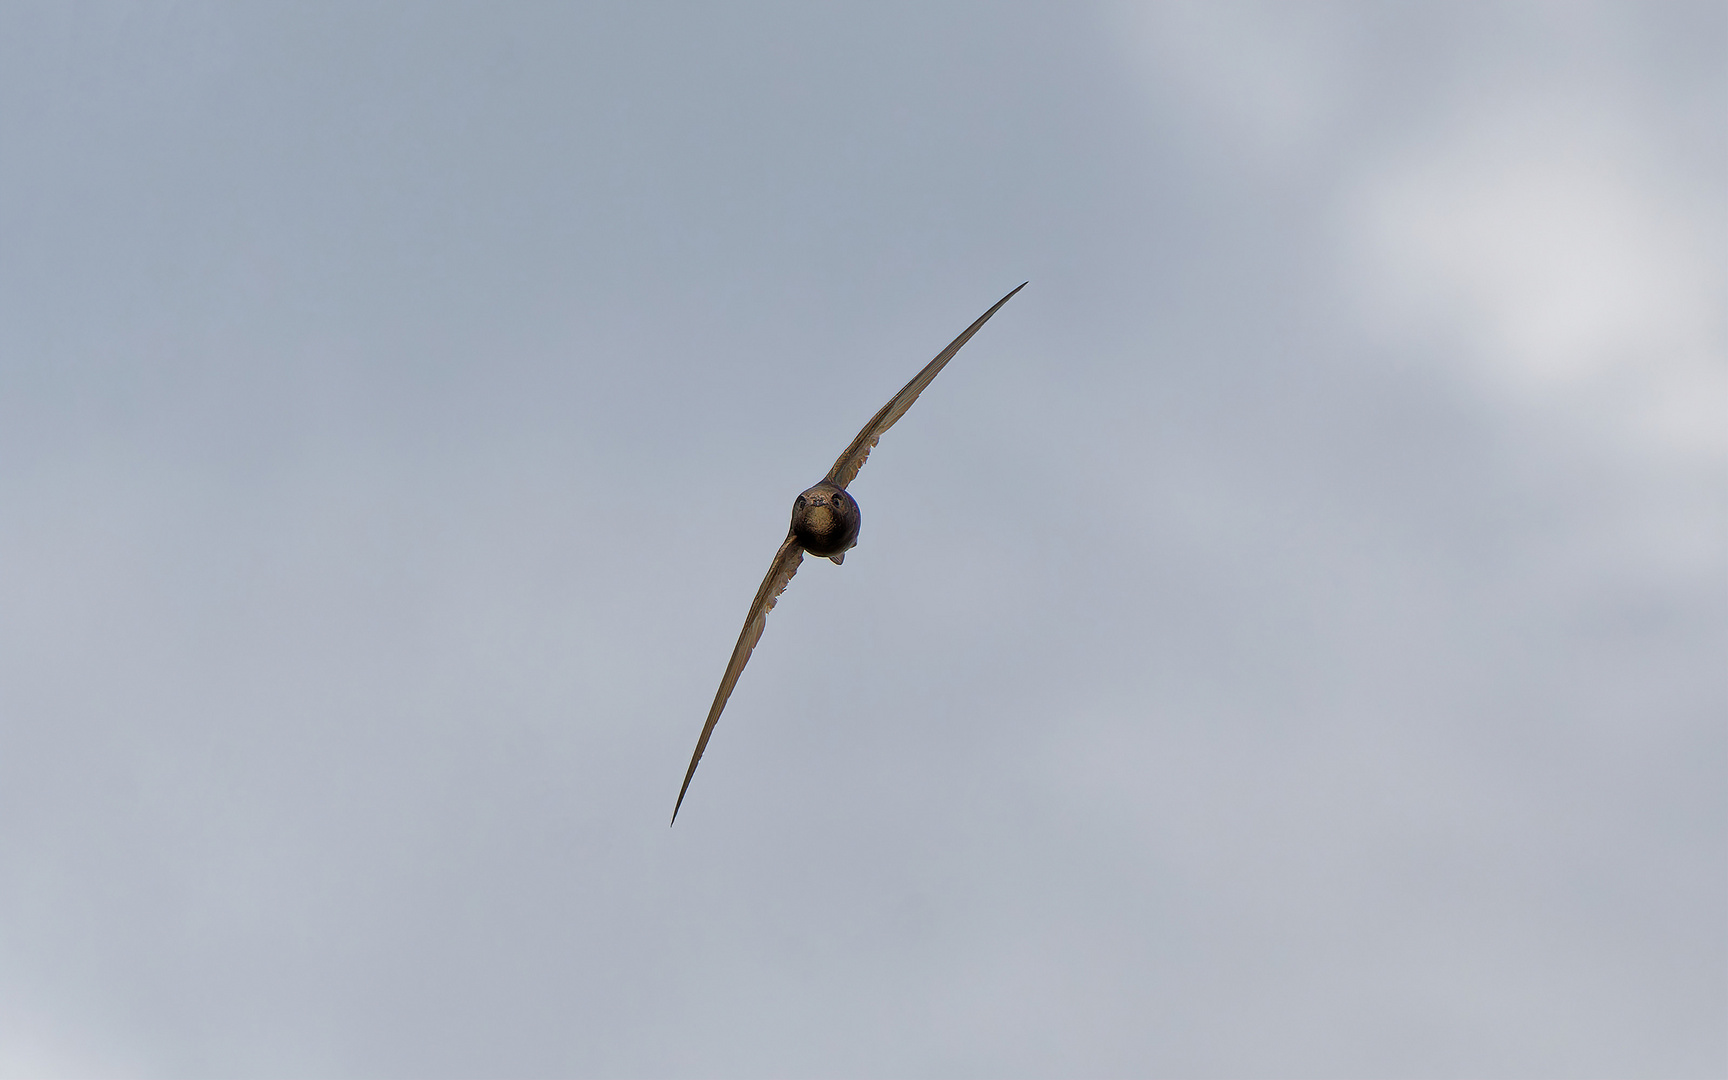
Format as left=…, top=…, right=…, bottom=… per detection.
left=1, top=3, right=1723, bottom=1077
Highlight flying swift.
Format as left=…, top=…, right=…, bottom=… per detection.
left=672, top=283, right=1026, bottom=824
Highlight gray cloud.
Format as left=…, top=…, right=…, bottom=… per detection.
left=0, top=3, right=1722, bottom=1077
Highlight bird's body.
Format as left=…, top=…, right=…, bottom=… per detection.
left=672, top=283, right=1026, bottom=823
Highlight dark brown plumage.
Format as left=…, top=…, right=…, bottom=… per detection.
left=672, top=283, right=1026, bottom=824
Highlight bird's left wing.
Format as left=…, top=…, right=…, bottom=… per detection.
left=825, top=282, right=1026, bottom=490
left=672, top=533, right=806, bottom=824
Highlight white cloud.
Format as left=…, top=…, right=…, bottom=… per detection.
left=1118, top=2, right=1726, bottom=461
left=1344, top=97, right=1726, bottom=459
left=0, top=1007, right=136, bottom=1080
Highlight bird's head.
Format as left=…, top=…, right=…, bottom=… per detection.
left=791, top=483, right=861, bottom=558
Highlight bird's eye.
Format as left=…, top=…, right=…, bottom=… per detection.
left=795, top=496, right=806, bottom=509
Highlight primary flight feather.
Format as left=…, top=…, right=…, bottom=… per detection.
left=672, top=283, right=1026, bottom=824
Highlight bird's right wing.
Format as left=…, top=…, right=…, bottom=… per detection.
left=672, top=533, right=805, bottom=824
left=825, top=282, right=1026, bottom=490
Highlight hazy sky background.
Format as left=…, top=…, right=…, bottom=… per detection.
left=1, top=3, right=1723, bottom=1077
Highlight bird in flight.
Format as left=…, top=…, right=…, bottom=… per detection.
left=672, top=283, right=1027, bottom=824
